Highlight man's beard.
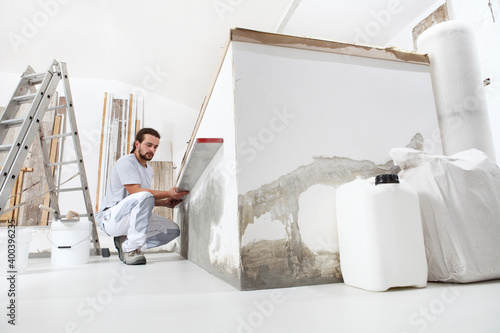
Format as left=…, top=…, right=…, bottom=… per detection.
left=139, top=150, right=154, bottom=161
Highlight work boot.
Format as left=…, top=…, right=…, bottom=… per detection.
left=114, top=236, right=126, bottom=263
left=123, top=249, right=147, bottom=265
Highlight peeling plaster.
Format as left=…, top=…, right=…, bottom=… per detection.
left=241, top=212, right=288, bottom=246
left=238, top=134, right=424, bottom=290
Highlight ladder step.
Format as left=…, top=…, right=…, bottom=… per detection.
left=27, top=77, right=44, bottom=85
left=13, top=93, right=37, bottom=104
left=57, top=187, right=84, bottom=193
left=1, top=118, right=25, bottom=127
left=0, top=144, right=13, bottom=152
left=43, top=132, right=72, bottom=140
left=24, top=72, right=47, bottom=84
left=24, top=72, right=45, bottom=80
left=47, top=105, right=67, bottom=111
left=47, top=160, right=78, bottom=167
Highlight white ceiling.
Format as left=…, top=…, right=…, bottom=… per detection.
left=0, top=0, right=443, bottom=111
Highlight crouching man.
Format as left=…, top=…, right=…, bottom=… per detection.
left=96, top=128, right=189, bottom=265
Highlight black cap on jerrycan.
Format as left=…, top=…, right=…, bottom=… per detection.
left=375, top=174, right=400, bottom=185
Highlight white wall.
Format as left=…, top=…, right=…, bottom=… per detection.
left=0, top=71, right=198, bottom=214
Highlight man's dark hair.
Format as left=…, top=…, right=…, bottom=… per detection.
left=130, top=128, right=161, bottom=153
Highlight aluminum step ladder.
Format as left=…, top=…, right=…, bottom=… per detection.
left=0, top=60, right=101, bottom=255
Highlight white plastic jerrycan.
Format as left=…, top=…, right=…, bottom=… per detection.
left=336, top=174, right=427, bottom=291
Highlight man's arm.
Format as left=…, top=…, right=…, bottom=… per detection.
left=124, top=184, right=189, bottom=201
left=155, top=198, right=184, bottom=209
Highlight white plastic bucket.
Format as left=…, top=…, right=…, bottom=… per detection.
left=48, top=221, right=91, bottom=266
left=336, top=174, right=428, bottom=291
left=0, top=227, right=32, bottom=274
left=16, top=228, right=31, bottom=274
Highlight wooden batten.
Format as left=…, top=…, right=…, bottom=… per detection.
left=231, top=28, right=430, bottom=65
left=177, top=33, right=232, bottom=184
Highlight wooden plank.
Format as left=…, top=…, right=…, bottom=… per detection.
left=135, top=120, right=141, bottom=137
left=121, top=99, right=128, bottom=156
left=150, top=161, right=174, bottom=220
left=13, top=168, right=33, bottom=225
left=95, top=93, right=108, bottom=212
left=127, top=94, right=133, bottom=153
left=176, top=138, right=223, bottom=192
left=412, top=3, right=449, bottom=50
left=100, top=93, right=113, bottom=202
left=112, top=98, right=123, bottom=162
left=129, top=95, right=137, bottom=152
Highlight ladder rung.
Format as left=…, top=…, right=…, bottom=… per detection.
left=24, top=72, right=45, bottom=79
left=43, top=132, right=72, bottom=140
left=28, top=77, right=44, bottom=85
left=1, top=118, right=24, bottom=127
left=13, top=93, right=37, bottom=104
left=0, top=144, right=13, bottom=152
left=47, top=160, right=78, bottom=167
left=47, top=105, right=67, bottom=111
left=57, top=187, right=83, bottom=193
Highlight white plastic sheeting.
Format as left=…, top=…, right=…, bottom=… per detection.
left=391, top=148, right=500, bottom=283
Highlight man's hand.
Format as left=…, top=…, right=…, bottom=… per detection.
left=168, top=187, right=189, bottom=200
left=164, top=198, right=183, bottom=208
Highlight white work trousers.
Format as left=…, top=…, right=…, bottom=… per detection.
left=97, top=192, right=180, bottom=253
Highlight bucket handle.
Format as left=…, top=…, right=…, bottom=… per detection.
left=46, top=224, right=91, bottom=249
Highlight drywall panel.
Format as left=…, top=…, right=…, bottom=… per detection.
left=175, top=45, right=241, bottom=289
left=232, top=41, right=440, bottom=290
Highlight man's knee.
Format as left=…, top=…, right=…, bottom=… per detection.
left=129, top=191, right=155, bottom=208
left=170, top=228, right=180, bottom=238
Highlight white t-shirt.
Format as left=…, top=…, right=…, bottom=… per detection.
left=99, top=154, right=153, bottom=210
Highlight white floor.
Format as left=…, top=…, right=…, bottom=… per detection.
left=2, top=252, right=500, bottom=333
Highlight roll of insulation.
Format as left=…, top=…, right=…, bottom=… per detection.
left=417, top=21, right=496, bottom=161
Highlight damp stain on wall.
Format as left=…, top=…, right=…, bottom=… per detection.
left=177, top=169, right=240, bottom=288
left=238, top=133, right=424, bottom=290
